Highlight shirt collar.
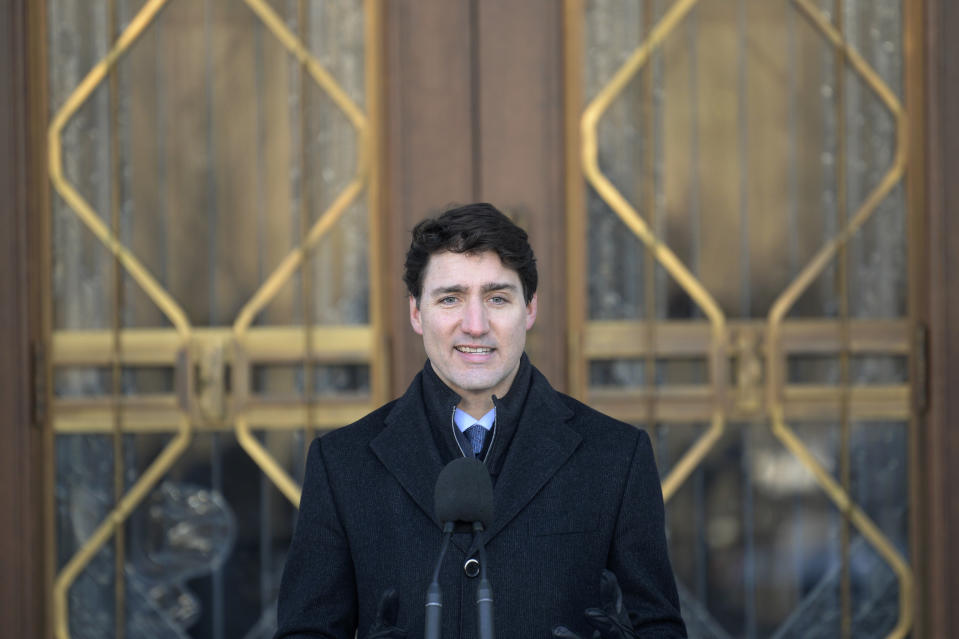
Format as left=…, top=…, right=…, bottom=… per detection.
left=453, top=407, right=495, bottom=432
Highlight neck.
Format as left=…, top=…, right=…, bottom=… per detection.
left=457, top=396, right=494, bottom=420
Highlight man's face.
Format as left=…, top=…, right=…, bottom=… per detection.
left=410, top=250, right=537, bottom=413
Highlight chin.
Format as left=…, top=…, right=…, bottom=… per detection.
left=447, top=370, right=487, bottom=386
left=459, top=377, right=505, bottom=394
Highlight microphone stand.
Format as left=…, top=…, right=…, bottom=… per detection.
left=472, top=522, right=495, bottom=639
left=425, top=522, right=454, bottom=639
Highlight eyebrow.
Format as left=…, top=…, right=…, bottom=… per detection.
left=428, top=282, right=518, bottom=297
left=482, top=282, right=518, bottom=294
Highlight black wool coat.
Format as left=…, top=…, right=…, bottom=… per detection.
left=275, top=360, right=686, bottom=639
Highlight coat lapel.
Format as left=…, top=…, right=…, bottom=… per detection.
left=370, top=379, right=479, bottom=555
left=484, top=371, right=580, bottom=544
left=369, top=377, right=446, bottom=530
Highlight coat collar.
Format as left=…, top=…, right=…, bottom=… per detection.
left=369, top=361, right=579, bottom=550
left=369, top=371, right=444, bottom=530
left=420, top=353, right=535, bottom=474
left=484, top=366, right=578, bottom=543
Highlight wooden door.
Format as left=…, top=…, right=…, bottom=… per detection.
left=4, top=1, right=959, bottom=638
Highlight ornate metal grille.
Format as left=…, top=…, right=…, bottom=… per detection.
left=565, top=0, right=914, bottom=636
left=46, top=1, right=384, bottom=637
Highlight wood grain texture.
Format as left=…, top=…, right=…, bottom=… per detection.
left=384, top=0, right=475, bottom=395
left=384, top=0, right=567, bottom=396
left=0, top=0, right=46, bottom=636
left=475, top=0, right=566, bottom=389
left=923, top=0, right=959, bottom=635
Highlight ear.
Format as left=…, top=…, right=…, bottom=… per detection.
left=409, top=295, right=424, bottom=335
left=525, top=293, right=538, bottom=330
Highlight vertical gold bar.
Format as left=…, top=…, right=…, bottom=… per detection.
left=364, top=0, right=388, bottom=406
left=564, top=0, right=587, bottom=400
left=833, top=2, right=851, bottom=637
left=107, top=1, right=126, bottom=636
left=31, top=0, right=55, bottom=632
left=903, top=0, right=925, bottom=635
left=298, top=0, right=315, bottom=447
left=642, top=1, right=658, bottom=431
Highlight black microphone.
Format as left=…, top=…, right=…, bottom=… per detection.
left=426, top=458, right=496, bottom=639
left=434, top=457, right=494, bottom=529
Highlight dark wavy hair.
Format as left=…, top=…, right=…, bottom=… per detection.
left=404, top=203, right=538, bottom=305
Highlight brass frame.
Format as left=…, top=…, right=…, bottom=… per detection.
left=565, top=1, right=915, bottom=636
left=903, top=0, right=927, bottom=635
left=45, top=1, right=385, bottom=637
left=29, top=1, right=56, bottom=636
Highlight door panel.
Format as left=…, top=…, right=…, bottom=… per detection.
left=565, top=1, right=915, bottom=637
left=46, top=1, right=382, bottom=637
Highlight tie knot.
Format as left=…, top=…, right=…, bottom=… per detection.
left=464, top=424, right=487, bottom=458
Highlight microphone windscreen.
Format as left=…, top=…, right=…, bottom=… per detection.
left=434, top=457, right=494, bottom=528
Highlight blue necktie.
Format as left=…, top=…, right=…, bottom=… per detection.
left=465, top=424, right=487, bottom=458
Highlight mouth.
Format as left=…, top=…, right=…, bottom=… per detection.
left=455, top=345, right=494, bottom=354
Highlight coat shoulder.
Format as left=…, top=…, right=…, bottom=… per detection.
left=317, top=398, right=399, bottom=454
left=528, top=365, right=646, bottom=445
left=554, top=391, right=649, bottom=446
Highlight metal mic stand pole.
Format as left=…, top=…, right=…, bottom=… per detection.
left=473, top=522, right=494, bottom=639
left=425, top=522, right=454, bottom=639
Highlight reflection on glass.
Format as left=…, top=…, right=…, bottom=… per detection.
left=127, top=482, right=236, bottom=636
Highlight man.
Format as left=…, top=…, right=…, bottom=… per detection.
left=276, top=203, right=686, bottom=638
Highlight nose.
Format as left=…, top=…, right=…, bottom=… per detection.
left=460, top=297, right=489, bottom=336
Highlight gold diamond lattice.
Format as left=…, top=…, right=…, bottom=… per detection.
left=580, top=0, right=727, bottom=505
left=233, top=0, right=370, bottom=512
left=47, top=1, right=373, bottom=637
left=577, top=0, right=912, bottom=637
left=764, top=2, right=911, bottom=638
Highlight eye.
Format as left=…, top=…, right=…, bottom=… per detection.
left=488, top=295, right=508, bottom=305
left=439, top=296, right=459, bottom=305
